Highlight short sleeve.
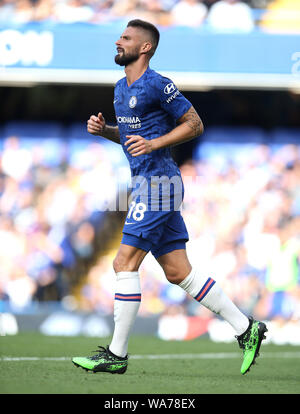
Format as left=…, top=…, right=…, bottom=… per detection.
left=154, top=75, right=192, bottom=120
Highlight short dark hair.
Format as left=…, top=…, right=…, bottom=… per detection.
left=127, top=19, right=160, bottom=57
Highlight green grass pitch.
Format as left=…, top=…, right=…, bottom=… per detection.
left=1, top=332, right=300, bottom=394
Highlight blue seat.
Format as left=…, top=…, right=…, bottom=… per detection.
left=3, top=121, right=64, bottom=139
left=65, top=122, right=92, bottom=140
left=199, top=126, right=266, bottom=144
left=268, top=128, right=300, bottom=144
left=193, top=126, right=267, bottom=165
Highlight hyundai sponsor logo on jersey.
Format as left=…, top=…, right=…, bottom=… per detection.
left=164, top=83, right=176, bottom=94
left=166, top=90, right=180, bottom=104
left=163, top=82, right=180, bottom=104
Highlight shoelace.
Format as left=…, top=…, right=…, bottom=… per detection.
left=236, top=332, right=251, bottom=351
left=89, top=346, right=111, bottom=361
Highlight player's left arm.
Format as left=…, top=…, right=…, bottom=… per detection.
left=125, top=106, right=203, bottom=157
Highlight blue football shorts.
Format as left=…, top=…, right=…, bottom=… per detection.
left=121, top=201, right=189, bottom=259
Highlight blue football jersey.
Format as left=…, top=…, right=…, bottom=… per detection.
left=113, top=67, right=192, bottom=181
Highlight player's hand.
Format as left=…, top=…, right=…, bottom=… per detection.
left=125, top=135, right=153, bottom=157
left=87, top=112, right=106, bottom=136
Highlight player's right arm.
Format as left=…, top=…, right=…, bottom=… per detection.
left=87, top=112, right=120, bottom=144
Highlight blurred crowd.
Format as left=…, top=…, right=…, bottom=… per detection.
left=77, top=137, right=300, bottom=331
left=181, top=143, right=300, bottom=322
left=0, top=127, right=300, bottom=339
left=0, top=0, right=299, bottom=33
left=0, top=133, right=125, bottom=312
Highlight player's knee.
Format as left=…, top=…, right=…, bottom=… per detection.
left=165, top=271, right=184, bottom=285
left=113, top=256, right=126, bottom=273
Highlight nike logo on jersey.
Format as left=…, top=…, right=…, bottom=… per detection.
left=113, top=98, right=118, bottom=104
left=125, top=221, right=135, bottom=225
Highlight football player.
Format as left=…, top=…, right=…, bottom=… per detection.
left=72, top=19, right=267, bottom=375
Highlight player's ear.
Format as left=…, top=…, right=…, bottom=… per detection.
left=140, top=41, right=152, bottom=55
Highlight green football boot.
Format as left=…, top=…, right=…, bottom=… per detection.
left=72, top=345, right=128, bottom=374
left=236, top=317, right=268, bottom=375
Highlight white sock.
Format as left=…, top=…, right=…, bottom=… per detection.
left=179, top=268, right=249, bottom=335
left=109, top=271, right=141, bottom=357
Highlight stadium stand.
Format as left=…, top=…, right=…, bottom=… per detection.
left=0, top=0, right=299, bottom=32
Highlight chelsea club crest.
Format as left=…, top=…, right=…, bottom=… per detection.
left=129, top=96, right=137, bottom=108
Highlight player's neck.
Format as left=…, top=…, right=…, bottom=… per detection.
left=125, top=60, right=149, bottom=87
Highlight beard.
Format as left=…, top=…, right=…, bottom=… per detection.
left=115, top=48, right=140, bottom=67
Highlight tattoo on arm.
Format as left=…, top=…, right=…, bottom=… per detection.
left=103, top=125, right=120, bottom=144
left=110, top=126, right=120, bottom=141
left=180, top=106, right=203, bottom=137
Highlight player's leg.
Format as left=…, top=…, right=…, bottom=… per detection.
left=73, top=243, right=148, bottom=374
left=157, top=248, right=249, bottom=333
left=156, top=248, right=267, bottom=374
left=109, top=243, right=148, bottom=358
left=155, top=248, right=192, bottom=284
